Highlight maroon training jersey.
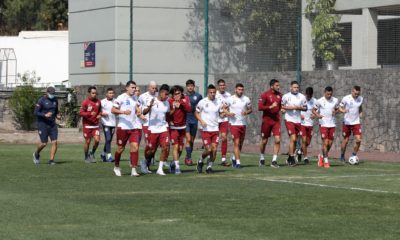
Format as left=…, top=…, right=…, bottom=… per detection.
left=258, top=89, right=282, bottom=122
left=79, top=97, right=101, bottom=127
left=168, top=95, right=191, bottom=129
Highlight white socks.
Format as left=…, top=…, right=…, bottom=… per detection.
left=272, top=155, right=277, bottom=162
left=174, top=160, right=180, bottom=169
left=260, top=154, right=265, bottom=160
left=236, top=159, right=241, bottom=165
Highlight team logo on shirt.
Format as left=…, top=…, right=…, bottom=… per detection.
left=88, top=105, right=93, bottom=111
left=125, top=100, right=131, bottom=105
left=205, top=103, right=209, bottom=108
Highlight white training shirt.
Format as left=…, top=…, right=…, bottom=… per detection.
left=340, top=94, right=363, bottom=125
left=216, top=91, right=231, bottom=123
left=281, top=92, right=307, bottom=124
left=196, top=97, right=223, bottom=132
left=100, top=98, right=116, bottom=127
left=138, top=91, right=158, bottom=126
left=113, top=93, right=141, bottom=130
left=226, top=95, right=252, bottom=126
left=148, top=98, right=170, bottom=133
left=301, top=97, right=317, bottom=127
left=314, top=96, right=340, bottom=128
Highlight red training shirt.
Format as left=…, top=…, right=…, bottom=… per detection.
left=258, top=89, right=282, bottom=123
left=79, top=97, right=101, bottom=127
left=167, top=95, right=191, bottom=129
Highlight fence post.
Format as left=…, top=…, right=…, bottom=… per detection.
left=203, top=0, right=209, bottom=96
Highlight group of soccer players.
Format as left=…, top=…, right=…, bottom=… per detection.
left=33, top=78, right=363, bottom=176
left=259, top=79, right=363, bottom=169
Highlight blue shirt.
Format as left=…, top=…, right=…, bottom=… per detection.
left=185, top=91, right=203, bottom=124
left=34, top=96, right=59, bottom=125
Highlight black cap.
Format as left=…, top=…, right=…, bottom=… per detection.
left=46, top=86, right=56, bottom=94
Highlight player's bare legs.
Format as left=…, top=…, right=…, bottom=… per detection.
left=50, top=140, right=58, bottom=161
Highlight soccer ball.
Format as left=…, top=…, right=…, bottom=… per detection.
left=348, top=156, right=359, bottom=165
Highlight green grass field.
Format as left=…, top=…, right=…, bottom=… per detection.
left=0, top=144, right=399, bottom=240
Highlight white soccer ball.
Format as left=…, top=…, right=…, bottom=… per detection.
left=348, top=156, right=359, bottom=165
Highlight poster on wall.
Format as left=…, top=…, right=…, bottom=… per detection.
left=84, top=42, right=96, bottom=67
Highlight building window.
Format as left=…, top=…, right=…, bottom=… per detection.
left=337, top=23, right=352, bottom=67
left=378, top=18, right=400, bottom=67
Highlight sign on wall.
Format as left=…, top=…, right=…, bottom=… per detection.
left=84, top=42, right=96, bottom=67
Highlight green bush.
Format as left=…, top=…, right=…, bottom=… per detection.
left=9, top=85, right=42, bottom=130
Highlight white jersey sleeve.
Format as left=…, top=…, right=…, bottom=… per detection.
left=340, top=95, right=363, bottom=125
left=101, top=98, right=116, bottom=127
left=301, top=97, right=316, bottom=127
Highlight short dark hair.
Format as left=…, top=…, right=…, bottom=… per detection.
left=269, top=79, right=279, bottom=87
left=106, top=87, right=114, bottom=92
left=217, top=79, right=225, bottom=85
left=208, top=84, right=216, bottom=90
left=159, top=84, right=170, bottom=93
left=353, top=85, right=361, bottom=91
left=186, top=79, right=195, bottom=86
left=88, top=86, right=96, bottom=93
left=325, top=86, right=333, bottom=92
left=290, top=81, right=299, bottom=86
left=235, top=83, right=244, bottom=88
left=305, top=87, right=313, bottom=96
left=170, top=85, right=184, bottom=95
left=126, top=80, right=136, bottom=87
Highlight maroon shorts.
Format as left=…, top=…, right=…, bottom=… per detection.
left=201, top=131, right=219, bottom=147
left=320, top=126, right=335, bottom=140
left=170, top=128, right=186, bottom=146
left=261, top=121, right=280, bottom=138
left=285, top=121, right=301, bottom=136
left=300, top=125, right=313, bottom=139
left=142, top=126, right=150, bottom=142
left=230, top=125, right=246, bottom=141
left=83, top=127, right=100, bottom=140
left=147, top=131, right=170, bottom=150
left=342, top=124, right=362, bottom=137
left=116, top=128, right=142, bottom=146
left=219, top=121, right=229, bottom=134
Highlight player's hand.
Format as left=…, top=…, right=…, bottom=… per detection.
left=91, top=111, right=96, bottom=116
left=101, top=112, right=108, bottom=116
left=317, top=114, right=323, bottom=119
left=139, top=114, right=147, bottom=120
left=310, top=114, right=316, bottom=120
left=301, top=114, right=305, bottom=120
left=226, top=112, right=235, bottom=117
left=56, top=114, right=61, bottom=120
left=200, top=120, right=207, bottom=128
left=96, top=114, right=101, bottom=119
left=149, top=98, right=155, bottom=107
left=270, top=102, right=278, bottom=108
left=124, top=110, right=132, bottom=115
left=280, top=109, right=286, bottom=113
left=45, top=112, right=53, bottom=118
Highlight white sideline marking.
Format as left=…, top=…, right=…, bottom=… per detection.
left=287, top=173, right=400, bottom=180
left=257, top=178, right=399, bottom=194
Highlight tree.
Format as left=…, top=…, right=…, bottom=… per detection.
left=0, top=0, right=68, bottom=35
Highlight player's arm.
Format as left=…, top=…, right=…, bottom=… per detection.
left=242, top=101, right=253, bottom=116
left=142, top=98, right=154, bottom=115
left=34, top=98, right=46, bottom=117
left=55, top=100, right=61, bottom=120
left=111, top=100, right=131, bottom=115
left=312, top=104, right=323, bottom=119
left=79, top=101, right=91, bottom=117
left=195, top=104, right=207, bottom=128
left=181, top=96, right=191, bottom=113
left=359, top=105, right=363, bottom=118
left=258, top=93, right=274, bottom=111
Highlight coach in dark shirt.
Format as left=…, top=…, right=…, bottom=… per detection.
left=32, top=86, right=60, bottom=165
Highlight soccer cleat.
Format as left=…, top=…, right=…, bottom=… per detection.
left=317, top=154, right=324, bottom=167
left=259, top=159, right=265, bottom=167
left=205, top=166, right=213, bottom=174
left=270, top=161, right=280, bottom=168
left=197, top=160, right=204, bottom=173
left=169, top=162, right=176, bottom=174
left=113, top=167, right=122, bottom=176
left=221, top=161, right=231, bottom=167
left=156, top=169, right=166, bottom=176
left=33, top=152, right=40, bottom=165
left=324, top=162, right=330, bottom=169
left=231, top=156, right=237, bottom=168
left=304, top=158, right=310, bottom=165
left=89, top=153, right=97, bottom=163
left=48, top=160, right=56, bottom=165
left=131, top=168, right=140, bottom=177
left=140, top=160, right=150, bottom=174
left=175, top=168, right=182, bottom=175
left=235, top=164, right=241, bottom=169
left=100, top=153, right=106, bottom=162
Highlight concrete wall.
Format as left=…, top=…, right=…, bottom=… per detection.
left=216, top=68, right=400, bottom=153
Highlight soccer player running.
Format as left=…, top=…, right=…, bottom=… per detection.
left=143, top=84, right=174, bottom=176
left=312, top=86, right=340, bottom=168
left=339, top=86, right=363, bottom=162
left=184, top=79, right=203, bottom=166
left=112, top=81, right=142, bottom=177
left=138, top=81, right=158, bottom=173
left=168, top=85, right=191, bottom=174
left=224, top=83, right=252, bottom=168
left=258, top=79, right=282, bottom=168
left=33, top=87, right=60, bottom=165
left=79, top=86, right=102, bottom=163
left=195, top=84, right=224, bottom=173
left=281, top=81, right=307, bottom=166
left=216, top=79, right=231, bottom=166
left=300, top=87, right=317, bottom=165
left=100, top=88, right=116, bottom=162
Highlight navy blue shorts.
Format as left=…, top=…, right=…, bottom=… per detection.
left=37, top=122, right=58, bottom=143
left=186, top=122, right=198, bottom=137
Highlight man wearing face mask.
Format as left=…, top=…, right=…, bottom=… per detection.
left=33, top=87, right=60, bottom=165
